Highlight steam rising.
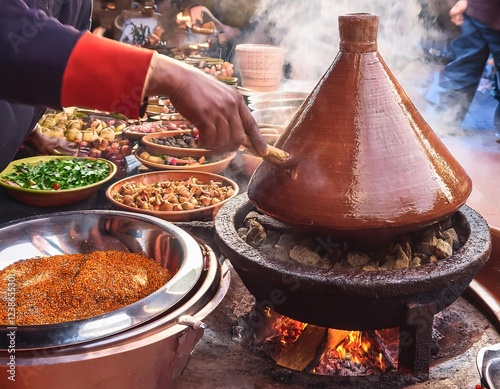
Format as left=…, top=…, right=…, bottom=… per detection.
left=246, top=0, right=426, bottom=84
left=239, top=0, right=459, bottom=135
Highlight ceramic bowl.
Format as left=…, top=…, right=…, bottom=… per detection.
left=149, top=113, right=190, bottom=126
left=122, top=129, right=148, bottom=141
left=141, top=131, right=214, bottom=158
left=0, top=156, right=117, bottom=207
left=106, top=170, right=239, bottom=222
left=122, top=122, right=186, bottom=141
left=216, top=76, right=238, bottom=86
left=135, top=147, right=236, bottom=174
left=145, top=105, right=164, bottom=115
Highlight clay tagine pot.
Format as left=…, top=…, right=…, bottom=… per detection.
left=247, top=13, right=472, bottom=246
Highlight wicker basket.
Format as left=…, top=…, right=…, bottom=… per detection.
left=235, top=44, right=286, bottom=91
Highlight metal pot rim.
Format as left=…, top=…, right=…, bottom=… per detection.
left=0, top=210, right=204, bottom=350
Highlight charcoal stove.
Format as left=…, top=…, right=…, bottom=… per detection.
left=214, top=193, right=492, bottom=381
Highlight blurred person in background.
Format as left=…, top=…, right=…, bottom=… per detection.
left=437, top=0, right=500, bottom=138
left=164, top=0, right=250, bottom=60
left=1, top=0, right=266, bottom=172
left=1, top=0, right=93, bottom=164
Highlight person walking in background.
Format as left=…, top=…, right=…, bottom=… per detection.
left=164, top=0, right=245, bottom=61
left=437, top=0, right=500, bottom=138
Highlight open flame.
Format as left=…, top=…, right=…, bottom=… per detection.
left=259, top=308, right=399, bottom=376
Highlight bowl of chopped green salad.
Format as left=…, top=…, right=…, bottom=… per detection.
left=0, top=156, right=117, bottom=207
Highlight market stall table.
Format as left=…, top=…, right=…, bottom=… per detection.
left=1, top=129, right=500, bottom=388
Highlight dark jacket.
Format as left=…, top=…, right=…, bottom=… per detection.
left=467, top=0, right=500, bottom=31
left=0, top=0, right=91, bottom=172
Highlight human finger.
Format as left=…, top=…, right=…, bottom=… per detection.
left=195, top=120, right=218, bottom=150
left=239, top=99, right=268, bottom=156
left=450, top=15, right=464, bottom=26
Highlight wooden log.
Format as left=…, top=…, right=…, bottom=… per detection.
left=326, top=329, right=351, bottom=350
left=275, top=324, right=327, bottom=371
left=366, top=330, right=398, bottom=371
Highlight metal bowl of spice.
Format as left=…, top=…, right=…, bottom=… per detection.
left=0, top=210, right=205, bottom=350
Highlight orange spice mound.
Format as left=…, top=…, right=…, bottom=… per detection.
left=0, top=251, right=171, bottom=326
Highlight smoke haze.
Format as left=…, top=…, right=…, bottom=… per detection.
left=240, top=0, right=461, bottom=134
left=246, top=1, right=425, bottom=81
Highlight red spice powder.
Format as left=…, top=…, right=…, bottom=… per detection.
left=0, top=251, right=171, bottom=325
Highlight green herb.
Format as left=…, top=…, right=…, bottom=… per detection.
left=3, top=158, right=111, bottom=190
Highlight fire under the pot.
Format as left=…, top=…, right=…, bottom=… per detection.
left=213, top=193, right=492, bottom=383
left=175, top=266, right=500, bottom=389
left=231, top=298, right=489, bottom=385
left=246, top=307, right=400, bottom=376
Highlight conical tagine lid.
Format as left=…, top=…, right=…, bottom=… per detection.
left=247, top=13, right=472, bottom=245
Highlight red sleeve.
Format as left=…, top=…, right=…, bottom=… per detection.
left=61, top=32, right=155, bottom=119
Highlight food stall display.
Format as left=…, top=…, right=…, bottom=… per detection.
left=37, top=108, right=133, bottom=178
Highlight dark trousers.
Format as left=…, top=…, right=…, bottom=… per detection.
left=439, top=15, right=500, bottom=126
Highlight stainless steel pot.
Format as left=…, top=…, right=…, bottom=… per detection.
left=0, top=210, right=205, bottom=349
left=0, top=211, right=230, bottom=389
left=477, top=343, right=500, bottom=389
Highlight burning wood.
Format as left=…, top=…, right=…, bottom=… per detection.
left=275, top=324, right=327, bottom=371
left=254, top=309, right=399, bottom=377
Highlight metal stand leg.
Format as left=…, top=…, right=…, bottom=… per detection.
left=398, top=302, right=437, bottom=381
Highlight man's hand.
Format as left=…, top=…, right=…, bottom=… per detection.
left=24, top=124, right=77, bottom=156
left=146, top=55, right=268, bottom=157
left=450, top=0, right=467, bottom=26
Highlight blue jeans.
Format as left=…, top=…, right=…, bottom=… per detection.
left=439, top=15, right=500, bottom=125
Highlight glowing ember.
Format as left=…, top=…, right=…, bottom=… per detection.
left=259, top=308, right=399, bottom=376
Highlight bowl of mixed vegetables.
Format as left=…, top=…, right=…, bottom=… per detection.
left=0, top=156, right=117, bottom=207
left=134, top=146, right=236, bottom=174
left=141, top=130, right=215, bottom=158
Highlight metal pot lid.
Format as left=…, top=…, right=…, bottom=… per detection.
left=0, top=210, right=204, bottom=350
left=478, top=343, right=500, bottom=389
